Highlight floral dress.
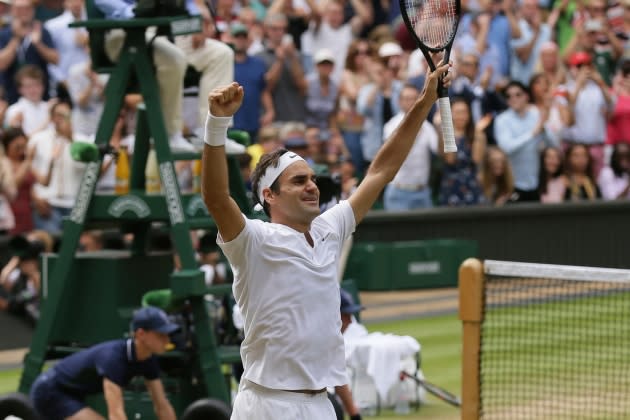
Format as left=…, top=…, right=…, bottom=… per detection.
left=438, top=135, right=483, bottom=206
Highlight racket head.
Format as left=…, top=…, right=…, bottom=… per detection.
left=399, top=0, right=461, bottom=57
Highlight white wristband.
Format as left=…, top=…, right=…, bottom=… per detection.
left=204, top=111, right=231, bottom=147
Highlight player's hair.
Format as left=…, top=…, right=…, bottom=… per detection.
left=251, top=148, right=290, bottom=217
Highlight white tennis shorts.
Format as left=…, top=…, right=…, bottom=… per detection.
left=231, top=380, right=336, bottom=420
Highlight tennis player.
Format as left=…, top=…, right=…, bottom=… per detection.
left=30, top=306, right=179, bottom=420
left=201, top=60, right=450, bottom=420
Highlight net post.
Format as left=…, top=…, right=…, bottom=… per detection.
left=458, top=258, right=484, bottom=420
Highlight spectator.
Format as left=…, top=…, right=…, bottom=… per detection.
left=247, top=125, right=281, bottom=171
left=232, top=21, right=274, bottom=143
left=357, top=57, right=403, bottom=165
left=79, top=229, right=104, bottom=252
left=2, top=127, right=35, bottom=234
left=300, top=0, right=371, bottom=83
left=29, top=306, right=180, bottom=419
left=0, top=145, right=16, bottom=234
left=338, top=39, right=373, bottom=174
left=510, top=0, right=552, bottom=85
left=382, top=84, right=437, bottom=210
left=0, top=0, right=58, bottom=104
left=437, top=99, right=486, bottom=207
left=66, top=59, right=107, bottom=138
left=255, top=13, right=307, bottom=123
left=305, top=48, right=340, bottom=132
left=563, top=51, right=614, bottom=178
left=0, top=234, right=42, bottom=323
left=197, top=232, right=227, bottom=286
left=607, top=58, right=630, bottom=146
left=4, top=65, right=50, bottom=137
left=598, top=142, right=630, bottom=199
left=534, top=41, right=567, bottom=86
left=479, top=145, right=516, bottom=205
left=29, top=101, right=87, bottom=235
left=538, top=146, right=567, bottom=203
left=44, top=0, right=89, bottom=93
left=528, top=72, right=573, bottom=144
left=494, top=80, right=557, bottom=202
left=564, top=143, right=601, bottom=201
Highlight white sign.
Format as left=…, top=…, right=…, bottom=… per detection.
left=408, top=261, right=441, bottom=275
left=187, top=195, right=209, bottom=216
left=70, top=161, right=100, bottom=224
left=108, top=195, right=151, bottom=218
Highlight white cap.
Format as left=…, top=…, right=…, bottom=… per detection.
left=378, top=41, right=403, bottom=58
left=314, top=48, right=335, bottom=64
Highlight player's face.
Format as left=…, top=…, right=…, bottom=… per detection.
left=269, top=161, right=320, bottom=227
left=142, top=330, right=171, bottom=355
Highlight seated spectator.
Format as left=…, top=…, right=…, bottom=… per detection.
left=598, top=142, right=630, bottom=200
left=479, top=146, right=517, bottom=206
left=2, top=127, right=36, bottom=234
left=538, top=146, right=567, bottom=203
left=4, top=65, right=50, bottom=137
left=197, top=232, right=227, bottom=286
left=564, top=143, right=601, bottom=201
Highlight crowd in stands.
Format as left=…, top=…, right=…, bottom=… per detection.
left=2, top=0, right=630, bottom=317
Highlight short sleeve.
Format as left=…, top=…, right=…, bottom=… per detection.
left=314, top=200, right=356, bottom=243
left=141, top=357, right=161, bottom=381
left=218, top=215, right=264, bottom=268
left=96, top=348, right=127, bottom=387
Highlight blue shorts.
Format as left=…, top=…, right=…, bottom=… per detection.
left=30, top=370, right=87, bottom=420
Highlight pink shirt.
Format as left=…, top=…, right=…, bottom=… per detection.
left=598, top=166, right=630, bottom=200
left=541, top=177, right=566, bottom=203
left=607, top=95, right=630, bottom=145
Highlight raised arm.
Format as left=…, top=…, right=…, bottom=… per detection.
left=348, top=61, right=451, bottom=223
left=201, top=83, right=246, bottom=243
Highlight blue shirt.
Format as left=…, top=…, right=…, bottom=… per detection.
left=233, top=56, right=267, bottom=133
left=494, top=106, right=556, bottom=191
left=94, top=0, right=199, bottom=19
left=0, top=26, right=55, bottom=104
left=52, top=339, right=160, bottom=397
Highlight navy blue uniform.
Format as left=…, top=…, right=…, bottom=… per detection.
left=30, top=339, right=160, bottom=420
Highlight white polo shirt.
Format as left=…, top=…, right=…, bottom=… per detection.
left=219, top=201, right=356, bottom=390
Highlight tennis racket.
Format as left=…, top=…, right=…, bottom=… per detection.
left=400, top=371, right=461, bottom=407
left=399, top=0, right=461, bottom=153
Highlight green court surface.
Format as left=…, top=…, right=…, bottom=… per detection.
left=0, top=313, right=463, bottom=419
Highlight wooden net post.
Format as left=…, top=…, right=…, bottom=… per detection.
left=458, top=258, right=484, bottom=420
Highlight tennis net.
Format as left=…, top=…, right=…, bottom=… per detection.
left=459, top=259, right=630, bottom=420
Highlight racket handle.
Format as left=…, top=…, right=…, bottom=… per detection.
left=438, top=97, right=457, bottom=153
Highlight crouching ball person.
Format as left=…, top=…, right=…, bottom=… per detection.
left=30, top=306, right=179, bottom=420
left=201, top=59, right=451, bottom=419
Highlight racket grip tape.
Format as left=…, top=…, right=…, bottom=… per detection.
left=438, top=97, right=457, bottom=153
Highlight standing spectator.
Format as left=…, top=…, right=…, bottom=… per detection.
left=538, top=146, right=567, bottom=203
left=494, top=80, right=556, bottom=202
left=4, top=65, right=50, bottom=137
left=232, top=22, right=274, bottom=143
left=510, top=0, right=552, bottom=85
left=300, top=0, right=371, bottom=83
left=0, top=144, right=16, bottom=234
left=534, top=41, right=568, bottom=86
left=0, top=0, right=58, bottom=104
left=66, top=59, right=107, bottom=138
left=564, top=143, right=601, bottom=201
left=338, top=39, right=372, bottom=174
left=606, top=58, right=630, bottom=146
left=382, top=84, right=438, bottom=210
left=256, top=13, right=307, bottom=123
left=563, top=51, right=614, bottom=178
left=2, top=128, right=35, bottom=234
left=479, top=145, right=516, bottom=205
left=305, top=48, right=340, bottom=132
left=29, top=101, right=87, bottom=235
left=357, top=57, right=403, bottom=165
left=529, top=72, right=573, bottom=144
left=437, top=99, right=486, bottom=207
left=598, top=142, right=630, bottom=199
left=44, top=0, right=89, bottom=93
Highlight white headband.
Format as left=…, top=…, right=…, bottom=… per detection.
left=257, top=152, right=306, bottom=206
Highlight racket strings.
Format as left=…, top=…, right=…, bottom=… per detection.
left=404, top=0, right=457, bottom=49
